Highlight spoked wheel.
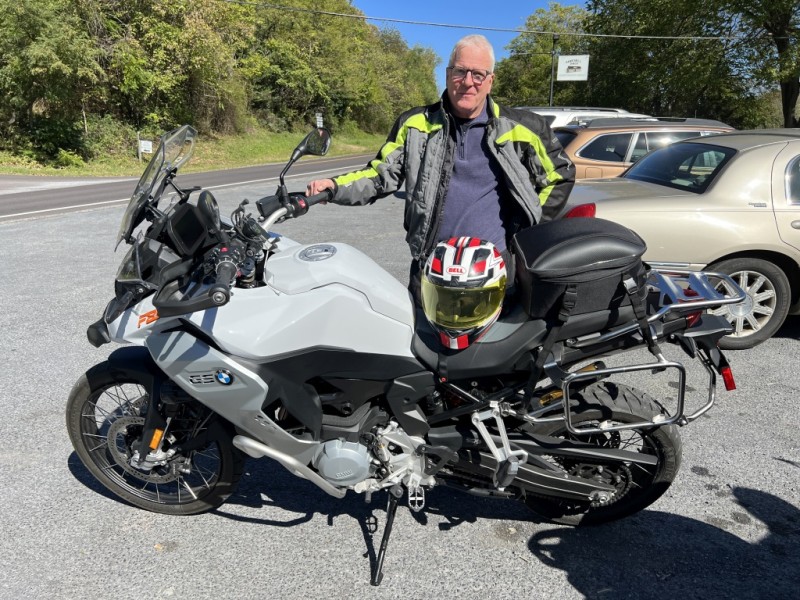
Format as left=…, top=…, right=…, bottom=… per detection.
left=708, top=258, right=791, bottom=350
left=521, top=381, right=681, bottom=526
left=66, top=363, right=245, bottom=515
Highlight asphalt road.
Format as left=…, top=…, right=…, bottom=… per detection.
left=0, top=169, right=798, bottom=599
left=0, top=153, right=371, bottom=219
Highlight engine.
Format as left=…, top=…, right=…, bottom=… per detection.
left=312, top=439, right=374, bottom=486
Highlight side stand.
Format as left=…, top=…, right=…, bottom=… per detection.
left=371, top=485, right=403, bottom=586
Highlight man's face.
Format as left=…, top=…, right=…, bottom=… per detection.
left=446, top=45, right=494, bottom=120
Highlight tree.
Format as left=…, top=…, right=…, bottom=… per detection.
left=0, top=0, right=103, bottom=154
left=726, top=0, right=800, bottom=127
left=493, top=3, right=590, bottom=107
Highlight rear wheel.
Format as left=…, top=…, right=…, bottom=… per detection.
left=66, top=363, right=245, bottom=515
left=708, top=258, right=791, bottom=350
left=521, top=381, right=681, bottom=526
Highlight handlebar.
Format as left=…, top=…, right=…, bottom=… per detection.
left=152, top=242, right=244, bottom=318
left=256, top=189, right=332, bottom=230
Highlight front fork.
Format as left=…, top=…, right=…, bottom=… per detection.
left=135, top=379, right=173, bottom=467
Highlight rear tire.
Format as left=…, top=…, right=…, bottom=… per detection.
left=66, top=363, right=245, bottom=515
left=521, top=381, right=681, bottom=526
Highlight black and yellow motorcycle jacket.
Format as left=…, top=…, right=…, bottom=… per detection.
left=331, top=94, right=576, bottom=261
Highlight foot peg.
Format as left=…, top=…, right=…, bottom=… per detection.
left=494, top=455, right=520, bottom=489
left=408, top=486, right=425, bottom=512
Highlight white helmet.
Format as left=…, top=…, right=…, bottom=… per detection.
left=421, top=237, right=507, bottom=350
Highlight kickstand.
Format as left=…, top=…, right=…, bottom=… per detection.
left=371, top=485, right=403, bottom=586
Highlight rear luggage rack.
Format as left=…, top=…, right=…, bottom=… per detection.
left=565, top=269, right=745, bottom=350
left=527, top=269, right=745, bottom=435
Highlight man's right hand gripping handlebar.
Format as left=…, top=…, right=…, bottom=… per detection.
left=306, top=178, right=335, bottom=199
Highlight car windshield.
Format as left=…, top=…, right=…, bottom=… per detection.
left=622, top=141, right=736, bottom=194
left=116, top=125, right=197, bottom=247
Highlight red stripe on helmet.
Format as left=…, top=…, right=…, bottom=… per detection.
left=454, top=237, right=467, bottom=264
left=471, top=260, right=487, bottom=276
left=431, top=257, right=442, bottom=274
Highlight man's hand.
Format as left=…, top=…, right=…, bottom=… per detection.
left=306, top=178, right=335, bottom=197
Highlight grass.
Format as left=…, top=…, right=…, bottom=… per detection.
left=0, top=127, right=386, bottom=177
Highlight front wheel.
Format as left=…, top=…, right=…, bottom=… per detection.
left=66, top=363, right=245, bottom=515
left=521, top=381, right=682, bottom=526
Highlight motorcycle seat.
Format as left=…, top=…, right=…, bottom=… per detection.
left=411, top=303, right=638, bottom=381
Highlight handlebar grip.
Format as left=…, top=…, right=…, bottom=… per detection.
left=208, top=261, right=238, bottom=306
left=306, top=189, right=333, bottom=207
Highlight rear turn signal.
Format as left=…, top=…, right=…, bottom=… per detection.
left=564, top=203, right=596, bottom=218
left=721, top=366, right=736, bottom=391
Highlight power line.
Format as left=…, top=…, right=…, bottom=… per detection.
left=217, top=0, right=761, bottom=42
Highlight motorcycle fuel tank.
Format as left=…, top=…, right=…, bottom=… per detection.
left=183, top=242, right=417, bottom=360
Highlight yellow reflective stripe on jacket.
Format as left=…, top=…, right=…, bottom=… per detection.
left=334, top=114, right=442, bottom=187
left=495, top=125, right=563, bottom=204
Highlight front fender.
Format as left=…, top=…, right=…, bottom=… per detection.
left=86, top=345, right=166, bottom=392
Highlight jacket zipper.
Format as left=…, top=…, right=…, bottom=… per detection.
left=419, top=114, right=453, bottom=261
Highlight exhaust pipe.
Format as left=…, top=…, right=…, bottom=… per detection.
left=233, top=435, right=347, bottom=499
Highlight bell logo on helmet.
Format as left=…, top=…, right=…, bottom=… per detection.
left=447, top=266, right=466, bottom=275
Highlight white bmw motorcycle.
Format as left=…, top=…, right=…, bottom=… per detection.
left=67, top=125, right=744, bottom=585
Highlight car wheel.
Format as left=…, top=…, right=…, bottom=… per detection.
left=707, top=258, right=791, bottom=350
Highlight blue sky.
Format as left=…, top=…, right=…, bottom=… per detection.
left=349, top=1, right=566, bottom=90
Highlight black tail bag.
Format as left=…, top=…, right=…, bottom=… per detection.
left=512, top=217, right=648, bottom=326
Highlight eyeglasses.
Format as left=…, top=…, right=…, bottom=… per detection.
left=447, top=66, right=492, bottom=85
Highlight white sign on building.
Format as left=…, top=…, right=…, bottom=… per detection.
left=557, top=55, right=590, bottom=81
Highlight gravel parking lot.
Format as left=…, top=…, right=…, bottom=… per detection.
left=0, top=175, right=798, bottom=599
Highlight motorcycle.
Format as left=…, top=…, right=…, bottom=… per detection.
left=67, top=125, right=745, bottom=585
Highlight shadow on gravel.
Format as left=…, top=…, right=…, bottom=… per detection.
left=529, top=487, right=800, bottom=599
left=214, top=458, right=533, bottom=580
left=774, top=315, right=800, bottom=341
left=67, top=451, right=134, bottom=505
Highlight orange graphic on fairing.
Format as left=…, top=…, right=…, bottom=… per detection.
left=137, top=309, right=159, bottom=328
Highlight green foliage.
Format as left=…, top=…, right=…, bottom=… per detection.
left=83, top=115, right=140, bottom=159
left=0, top=0, right=439, bottom=162
left=55, top=149, right=85, bottom=168
left=493, top=1, right=790, bottom=128
left=493, top=3, right=590, bottom=106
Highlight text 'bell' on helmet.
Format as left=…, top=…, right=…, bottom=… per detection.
left=421, top=237, right=507, bottom=350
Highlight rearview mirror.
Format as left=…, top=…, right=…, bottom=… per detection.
left=295, top=128, right=331, bottom=158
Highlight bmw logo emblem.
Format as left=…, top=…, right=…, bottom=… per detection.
left=215, top=369, right=234, bottom=385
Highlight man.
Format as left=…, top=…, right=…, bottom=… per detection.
left=306, top=34, right=575, bottom=299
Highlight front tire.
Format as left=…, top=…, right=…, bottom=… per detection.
left=708, top=258, right=791, bottom=350
left=66, top=363, right=245, bottom=515
left=521, top=381, right=681, bottom=526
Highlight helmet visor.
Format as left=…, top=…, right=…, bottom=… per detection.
left=421, top=276, right=506, bottom=330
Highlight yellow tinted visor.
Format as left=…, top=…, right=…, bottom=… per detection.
left=421, top=276, right=506, bottom=330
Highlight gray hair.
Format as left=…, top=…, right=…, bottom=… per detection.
left=448, top=34, right=495, bottom=72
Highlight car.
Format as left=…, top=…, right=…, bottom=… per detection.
left=561, top=130, right=800, bottom=349
left=516, top=106, right=650, bottom=128
left=554, top=117, right=734, bottom=179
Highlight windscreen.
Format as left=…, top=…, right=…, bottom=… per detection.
left=116, top=125, right=197, bottom=247
left=623, top=141, right=736, bottom=194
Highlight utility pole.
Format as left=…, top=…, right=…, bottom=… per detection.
left=549, top=33, right=560, bottom=107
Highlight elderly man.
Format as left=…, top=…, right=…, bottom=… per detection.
left=307, top=34, right=575, bottom=298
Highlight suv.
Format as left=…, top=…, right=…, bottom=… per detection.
left=555, top=117, right=734, bottom=179
left=516, top=106, right=650, bottom=127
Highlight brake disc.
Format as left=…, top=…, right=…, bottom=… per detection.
left=106, top=416, right=180, bottom=484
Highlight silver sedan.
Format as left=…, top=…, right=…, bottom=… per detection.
left=562, top=130, right=800, bottom=349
